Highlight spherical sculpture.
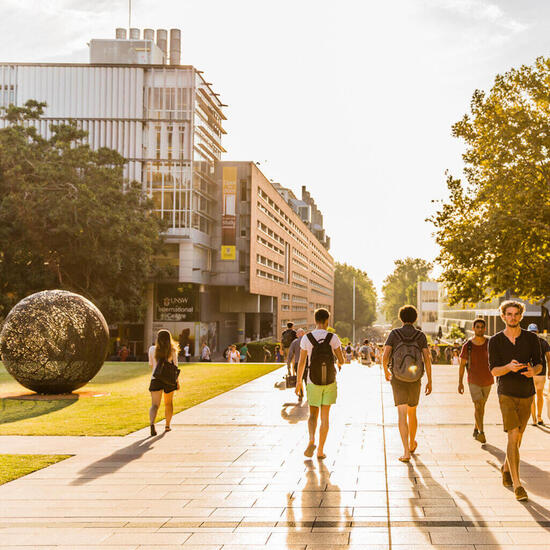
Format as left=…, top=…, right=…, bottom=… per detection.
left=0, top=290, right=109, bottom=394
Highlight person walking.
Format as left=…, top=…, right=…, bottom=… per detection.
left=281, top=322, right=297, bottom=361
left=183, top=343, right=191, bottom=363
left=382, top=305, right=432, bottom=463
left=228, top=345, right=240, bottom=363
left=489, top=301, right=542, bottom=501
left=148, top=330, right=180, bottom=436
left=527, top=323, right=549, bottom=426
left=240, top=343, right=251, bottom=363
left=200, top=342, right=211, bottom=362
left=295, top=308, right=345, bottom=460
left=360, top=339, right=372, bottom=366
left=287, top=328, right=305, bottom=376
left=451, top=349, right=460, bottom=367
left=287, top=328, right=306, bottom=401
left=458, top=318, right=493, bottom=444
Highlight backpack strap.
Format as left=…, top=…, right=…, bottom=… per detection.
left=466, top=339, right=473, bottom=370
left=307, top=332, right=319, bottom=347
left=322, top=333, right=333, bottom=347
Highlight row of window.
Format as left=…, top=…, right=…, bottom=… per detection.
left=258, top=188, right=308, bottom=241
left=292, top=281, right=307, bottom=290
left=257, top=201, right=308, bottom=248
left=292, top=257, right=308, bottom=271
left=292, top=295, right=308, bottom=303
left=293, top=271, right=308, bottom=283
left=257, top=254, right=284, bottom=273
left=257, top=221, right=285, bottom=246
left=281, top=293, right=290, bottom=301
left=257, top=234, right=284, bottom=256
left=257, top=269, right=284, bottom=283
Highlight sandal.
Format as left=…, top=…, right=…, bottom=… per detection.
left=317, top=453, right=326, bottom=460
left=409, top=441, right=418, bottom=454
left=165, top=426, right=172, bottom=432
left=399, top=456, right=411, bottom=463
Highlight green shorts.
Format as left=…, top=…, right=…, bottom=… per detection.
left=306, top=382, right=337, bottom=407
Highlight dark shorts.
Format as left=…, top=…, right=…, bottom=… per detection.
left=498, top=394, right=534, bottom=432
left=149, top=378, right=177, bottom=394
left=391, top=378, right=421, bottom=407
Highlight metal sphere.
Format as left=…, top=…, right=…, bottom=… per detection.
left=0, top=290, right=109, bottom=394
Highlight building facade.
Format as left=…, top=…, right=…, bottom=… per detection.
left=437, top=285, right=550, bottom=338
left=0, top=29, right=334, bottom=355
left=417, top=281, right=439, bottom=335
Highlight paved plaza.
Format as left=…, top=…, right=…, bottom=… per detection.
left=1, top=363, right=550, bottom=549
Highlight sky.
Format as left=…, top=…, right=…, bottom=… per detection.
left=1, top=0, right=549, bottom=292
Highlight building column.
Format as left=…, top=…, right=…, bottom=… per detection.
left=237, top=312, right=246, bottom=343
left=253, top=313, right=261, bottom=341
left=144, top=282, right=154, bottom=349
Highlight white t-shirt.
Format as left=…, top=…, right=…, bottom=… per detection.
left=183, top=344, right=190, bottom=357
left=300, top=329, right=342, bottom=384
left=148, top=345, right=178, bottom=379
left=228, top=350, right=240, bottom=363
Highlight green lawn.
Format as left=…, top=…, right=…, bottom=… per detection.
left=0, top=361, right=281, bottom=436
left=0, top=454, right=72, bottom=485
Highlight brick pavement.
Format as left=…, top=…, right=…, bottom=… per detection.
left=1, top=363, right=550, bottom=549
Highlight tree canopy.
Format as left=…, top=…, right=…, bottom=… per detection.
left=333, top=263, right=377, bottom=338
left=0, top=100, right=165, bottom=322
left=431, top=57, right=550, bottom=305
left=382, top=258, right=432, bottom=324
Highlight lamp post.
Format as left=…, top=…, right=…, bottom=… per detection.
left=352, top=277, right=356, bottom=344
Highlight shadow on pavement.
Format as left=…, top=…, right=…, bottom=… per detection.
left=274, top=380, right=287, bottom=390
left=483, top=443, right=550, bottom=528
left=0, top=396, right=75, bottom=425
left=285, top=459, right=352, bottom=546
left=281, top=400, right=309, bottom=424
left=410, top=456, right=501, bottom=546
left=70, top=433, right=165, bottom=486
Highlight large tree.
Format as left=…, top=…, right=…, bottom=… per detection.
left=333, top=263, right=377, bottom=337
left=382, top=258, right=432, bottom=324
left=0, top=100, right=165, bottom=322
left=431, top=57, right=550, bottom=305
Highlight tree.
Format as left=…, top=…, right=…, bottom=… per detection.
left=333, top=263, right=377, bottom=335
left=431, top=57, right=550, bottom=305
left=0, top=101, right=166, bottom=322
left=382, top=258, right=432, bottom=324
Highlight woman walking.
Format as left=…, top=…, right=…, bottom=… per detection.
left=148, top=330, right=180, bottom=436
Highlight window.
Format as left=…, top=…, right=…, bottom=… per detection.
left=240, top=179, right=248, bottom=201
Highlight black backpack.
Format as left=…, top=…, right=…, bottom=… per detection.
left=307, top=332, right=336, bottom=385
left=282, top=328, right=297, bottom=348
left=153, top=358, right=180, bottom=386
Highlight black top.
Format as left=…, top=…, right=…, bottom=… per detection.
left=488, top=329, right=542, bottom=398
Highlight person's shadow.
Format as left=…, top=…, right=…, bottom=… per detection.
left=285, top=460, right=352, bottom=546
left=407, top=456, right=502, bottom=546
left=70, top=433, right=165, bottom=486
left=281, top=400, right=309, bottom=424
left=482, top=443, right=550, bottom=527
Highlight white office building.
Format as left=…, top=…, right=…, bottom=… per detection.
left=0, top=28, right=227, bottom=353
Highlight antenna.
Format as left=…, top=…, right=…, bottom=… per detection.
left=128, top=0, right=132, bottom=31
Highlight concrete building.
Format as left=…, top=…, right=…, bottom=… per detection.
left=417, top=281, right=439, bottom=335
left=0, top=29, right=334, bottom=355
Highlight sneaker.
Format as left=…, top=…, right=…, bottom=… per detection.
left=150, top=424, right=157, bottom=437
left=475, top=432, right=487, bottom=444
left=473, top=428, right=479, bottom=438
left=515, top=486, right=528, bottom=501
left=501, top=466, right=512, bottom=487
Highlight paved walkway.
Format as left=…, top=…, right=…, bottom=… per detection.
left=1, top=363, right=550, bottom=549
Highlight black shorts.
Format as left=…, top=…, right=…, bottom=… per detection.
left=149, top=378, right=177, bottom=393
left=391, top=377, right=421, bottom=407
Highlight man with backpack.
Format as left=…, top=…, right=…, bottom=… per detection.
left=458, top=318, right=493, bottom=444
left=383, top=305, right=432, bottom=462
left=281, top=322, right=298, bottom=361
left=295, top=308, right=345, bottom=460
